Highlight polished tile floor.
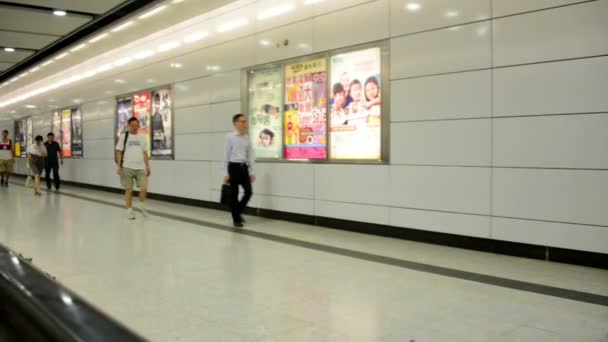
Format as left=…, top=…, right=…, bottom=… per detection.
left=1, top=183, right=607, bottom=341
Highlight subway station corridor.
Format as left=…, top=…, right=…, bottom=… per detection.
left=1, top=182, right=607, bottom=342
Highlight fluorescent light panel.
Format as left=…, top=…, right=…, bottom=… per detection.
left=139, top=5, right=167, bottom=19
left=257, top=4, right=295, bottom=20
left=111, top=21, right=134, bottom=32
left=217, top=18, right=248, bottom=33
left=89, top=33, right=109, bottom=43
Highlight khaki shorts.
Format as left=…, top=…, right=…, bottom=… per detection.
left=120, top=168, right=148, bottom=189
left=0, top=159, right=13, bottom=173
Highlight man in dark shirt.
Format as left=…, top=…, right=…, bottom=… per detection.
left=44, top=132, right=63, bottom=191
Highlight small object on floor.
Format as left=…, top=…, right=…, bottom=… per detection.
left=233, top=222, right=244, bottom=228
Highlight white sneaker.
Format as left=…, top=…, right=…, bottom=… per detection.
left=127, top=208, right=136, bottom=220
left=138, top=204, right=149, bottom=217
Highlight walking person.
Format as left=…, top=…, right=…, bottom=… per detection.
left=224, top=113, right=256, bottom=228
left=27, top=135, right=47, bottom=196
left=44, top=132, right=63, bottom=191
left=0, top=129, right=14, bottom=187
left=115, top=117, right=151, bottom=220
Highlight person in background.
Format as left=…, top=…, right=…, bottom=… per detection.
left=0, top=130, right=14, bottom=187
left=224, top=114, right=256, bottom=228
left=44, top=132, right=63, bottom=191
left=364, top=76, right=381, bottom=118
left=27, top=135, right=47, bottom=196
left=116, top=117, right=151, bottom=220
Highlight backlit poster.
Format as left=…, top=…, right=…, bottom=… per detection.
left=61, top=109, right=72, bottom=158
left=329, top=48, right=382, bottom=160
left=71, top=108, right=83, bottom=158
left=26, top=117, right=33, bottom=152
left=52, top=111, right=61, bottom=143
left=248, top=67, right=282, bottom=159
left=13, top=120, right=23, bottom=157
left=284, top=58, right=327, bottom=159
left=133, top=92, right=151, bottom=154
left=151, top=88, right=172, bottom=157
left=116, top=98, right=132, bottom=142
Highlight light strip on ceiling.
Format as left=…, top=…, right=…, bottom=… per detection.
left=111, top=21, right=134, bottom=32
left=139, top=5, right=167, bottom=19
left=257, top=4, right=295, bottom=20
left=89, top=33, right=109, bottom=43
left=184, top=31, right=209, bottom=43
left=54, top=53, right=69, bottom=60
left=70, top=44, right=87, bottom=52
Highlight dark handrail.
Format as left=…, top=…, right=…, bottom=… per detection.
left=0, top=243, right=147, bottom=342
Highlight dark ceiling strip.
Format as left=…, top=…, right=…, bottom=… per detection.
left=0, top=28, right=62, bottom=38
left=0, top=1, right=98, bottom=18
left=0, top=0, right=159, bottom=83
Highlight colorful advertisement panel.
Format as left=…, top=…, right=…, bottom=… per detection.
left=284, top=58, right=328, bottom=159
left=52, top=111, right=61, bottom=143
left=133, top=92, right=151, bottom=154
left=329, top=48, right=382, bottom=160
left=13, top=120, right=23, bottom=157
left=71, top=107, right=83, bottom=158
left=248, top=67, right=283, bottom=159
left=151, top=88, right=172, bottom=156
left=116, top=98, right=133, bottom=142
left=61, top=109, right=72, bottom=158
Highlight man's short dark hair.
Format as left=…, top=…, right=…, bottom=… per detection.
left=35, top=135, right=43, bottom=142
left=233, top=113, right=245, bottom=123
left=128, top=117, right=139, bottom=124
left=47, top=132, right=54, bottom=137
left=1, top=130, right=8, bottom=134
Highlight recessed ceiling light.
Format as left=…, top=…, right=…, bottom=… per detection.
left=170, top=63, right=183, bottom=68
left=157, top=41, right=181, bottom=52
left=41, top=60, right=53, bottom=66
left=54, top=52, right=69, bottom=60
left=3, top=47, right=15, bottom=52
left=135, top=50, right=155, bottom=59
left=114, top=79, right=126, bottom=84
left=446, top=10, right=459, bottom=18
left=29, top=67, right=40, bottom=72
left=139, top=5, right=167, bottom=19
left=171, top=0, right=185, bottom=3
left=25, top=105, right=36, bottom=109
left=97, top=63, right=113, bottom=73
left=114, top=57, right=132, bottom=66
left=111, top=21, right=134, bottom=32
left=53, top=10, right=67, bottom=16
left=304, top=0, right=323, bottom=4
left=259, top=39, right=272, bottom=46
left=89, top=33, right=109, bottom=43
left=406, top=3, right=421, bottom=12
left=70, top=44, right=87, bottom=52
left=257, top=4, right=295, bottom=21
left=184, top=31, right=209, bottom=43
left=217, top=18, right=248, bottom=33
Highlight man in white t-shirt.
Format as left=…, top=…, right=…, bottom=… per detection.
left=115, top=117, right=151, bottom=219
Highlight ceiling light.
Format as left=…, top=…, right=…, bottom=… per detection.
left=29, top=67, right=40, bottom=72
left=171, top=0, right=185, bottom=3
left=157, top=41, right=181, bottom=52
left=89, top=33, right=109, bottom=43
left=139, top=5, right=167, bottom=19
left=114, top=57, right=132, bottom=66
left=114, top=79, right=126, bottom=84
left=53, top=10, right=67, bottom=16
left=97, top=63, right=113, bottom=73
left=217, top=18, right=248, bottom=33
left=259, top=39, right=271, bottom=46
left=83, top=70, right=97, bottom=78
left=406, top=3, right=421, bottom=12
left=54, top=52, right=69, bottom=60
left=446, top=10, right=459, bottom=18
left=206, top=65, right=220, bottom=72
left=3, top=47, right=15, bottom=52
left=170, top=63, right=183, bottom=68
left=184, top=31, right=208, bottom=43
left=70, top=44, right=87, bottom=52
left=10, top=110, right=16, bottom=114
left=25, top=105, right=36, bottom=109
left=135, top=50, right=155, bottom=59
left=18, top=72, right=29, bottom=78
left=146, top=79, right=157, bottom=84
left=257, top=4, right=295, bottom=20
left=304, top=0, right=324, bottom=4
left=111, top=21, right=134, bottom=32
left=41, top=60, right=53, bottom=66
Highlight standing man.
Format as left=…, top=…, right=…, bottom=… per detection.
left=0, top=130, right=14, bottom=187
left=224, top=114, right=256, bottom=228
left=116, top=117, right=151, bottom=220
left=44, top=132, right=63, bottom=191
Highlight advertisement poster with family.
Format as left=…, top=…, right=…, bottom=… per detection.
left=71, top=108, right=83, bottom=158
left=248, top=67, right=283, bottom=159
left=330, top=48, right=382, bottom=160
left=151, top=88, right=172, bottom=157
left=284, top=58, right=327, bottom=159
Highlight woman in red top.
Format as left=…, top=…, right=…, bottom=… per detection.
left=0, top=129, right=14, bottom=187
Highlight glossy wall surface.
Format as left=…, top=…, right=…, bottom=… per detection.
left=9, top=0, right=608, bottom=254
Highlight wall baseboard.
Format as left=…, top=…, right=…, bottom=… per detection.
left=12, top=174, right=608, bottom=269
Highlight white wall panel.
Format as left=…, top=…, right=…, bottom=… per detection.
left=210, top=161, right=225, bottom=191
left=315, top=200, right=390, bottom=225
left=174, top=77, right=212, bottom=109
left=391, top=119, right=491, bottom=166
left=253, top=195, right=314, bottom=216
left=390, top=0, right=491, bottom=36
left=255, top=163, right=315, bottom=199
left=492, top=0, right=590, bottom=17
left=494, top=114, right=608, bottom=169
left=494, top=57, right=608, bottom=116
left=83, top=118, right=113, bottom=141
left=175, top=105, right=212, bottom=135
left=209, top=132, right=228, bottom=162
left=493, top=1, right=608, bottom=66
left=174, top=133, right=212, bottom=161
left=210, top=101, right=241, bottom=133
left=492, top=217, right=608, bottom=254
left=207, top=37, right=257, bottom=72
left=493, top=169, right=608, bottom=226
left=148, top=160, right=211, bottom=201
left=210, top=71, right=241, bottom=103
left=312, top=0, right=389, bottom=53
left=255, top=20, right=314, bottom=65
left=315, top=164, right=390, bottom=206
left=391, top=21, right=491, bottom=79
left=254, top=0, right=314, bottom=32
left=310, top=0, right=371, bottom=16
left=390, top=70, right=492, bottom=122
left=81, top=99, right=114, bottom=121
left=390, top=166, right=491, bottom=214
left=390, top=207, right=491, bottom=238
left=83, top=138, right=114, bottom=160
